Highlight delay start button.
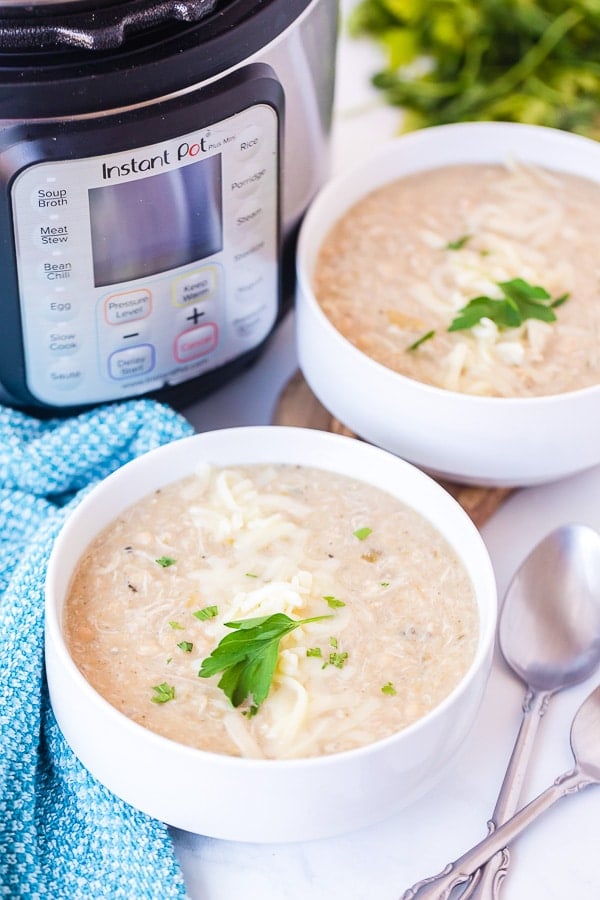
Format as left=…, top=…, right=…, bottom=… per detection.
left=108, top=344, right=155, bottom=380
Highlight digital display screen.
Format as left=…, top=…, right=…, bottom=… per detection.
left=89, top=154, right=223, bottom=287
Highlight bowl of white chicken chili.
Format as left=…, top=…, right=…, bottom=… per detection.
left=45, top=426, right=496, bottom=842
left=296, top=121, right=600, bottom=486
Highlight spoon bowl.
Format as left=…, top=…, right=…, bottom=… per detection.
left=499, top=524, right=600, bottom=690
left=571, top=682, right=600, bottom=783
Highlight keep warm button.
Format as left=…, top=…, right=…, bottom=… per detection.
left=174, top=323, right=218, bottom=362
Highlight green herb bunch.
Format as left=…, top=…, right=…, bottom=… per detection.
left=349, top=0, right=600, bottom=137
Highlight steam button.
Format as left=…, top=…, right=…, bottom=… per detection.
left=234, top=199, right=263, bottom=233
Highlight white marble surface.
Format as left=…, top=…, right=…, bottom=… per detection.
left=173, top=3, right=600, bottom=896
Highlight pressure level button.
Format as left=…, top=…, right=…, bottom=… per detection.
left=104, top=289, right=152, bottom=324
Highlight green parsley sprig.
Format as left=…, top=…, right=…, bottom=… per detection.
left=448, top=278, right=568, bottom=332
left=198, top=612, right=332, bottom=716
left=348, top=1, right=600, bottom=139
left=409, top=277, right=568, bottom=349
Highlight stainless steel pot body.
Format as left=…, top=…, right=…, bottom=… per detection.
left=0, top=0, right=338, bottom=410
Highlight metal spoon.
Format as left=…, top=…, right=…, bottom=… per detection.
left=461, top=522, right=600, bottom=898
left=404, top=522, right=600, bottom=900
left=401, top=680, right=600, bottom=899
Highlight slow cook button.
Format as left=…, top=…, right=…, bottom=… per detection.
left=47, top=325, right=79, bottom=356
left=47, top=358, right=84, bottom=390
left=174, top=323, right=218, bottom=362
left=108, top=344, right=155, bottom=380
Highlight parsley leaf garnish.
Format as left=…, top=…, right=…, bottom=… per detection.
left=177, top=641, right=193, bottom=653
left=382, top=682, right=397, bottom=696
left=353, top=527, right=372, bottom=541
left=198, top=612, right=332, bottom=715
left=324, top=595, right=346, bottom=609
left=151, top=682, right=175, bottom=704
left=449, top=278, right=567, bottom=332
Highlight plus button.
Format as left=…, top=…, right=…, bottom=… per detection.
left=186, top=307, right=205, bottom=325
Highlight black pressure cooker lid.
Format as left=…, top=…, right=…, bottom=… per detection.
left=0, top=0, right=317, bottom=116
left=0, top=0, right=224, bottom=50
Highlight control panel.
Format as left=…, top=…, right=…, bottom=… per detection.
left=10, top=102, right=279, bottom=406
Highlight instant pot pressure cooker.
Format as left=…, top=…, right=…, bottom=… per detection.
left=0, top=0, right=337, bottom=411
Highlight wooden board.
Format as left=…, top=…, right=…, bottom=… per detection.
left=273, top=371, right=512, bottom=529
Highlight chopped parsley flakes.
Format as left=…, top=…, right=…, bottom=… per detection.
left=151, top=682, right=175, bottom=704
left=155, top=556, right=176, bottom=568
left=193, top=605, right=219, bottom=621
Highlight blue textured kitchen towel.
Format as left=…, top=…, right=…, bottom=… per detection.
left=0, top=399, right=195, bottom=899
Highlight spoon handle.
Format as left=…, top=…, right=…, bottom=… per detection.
left=401, top=767, right=591, bottom=900
left=460, top=688, right=551, bottom=899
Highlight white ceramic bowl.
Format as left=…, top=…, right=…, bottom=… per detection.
left=296, top=121, right=600, bottom=487
left=45, top=425, right=496, bottom=843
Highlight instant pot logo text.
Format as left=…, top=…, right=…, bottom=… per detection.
left=101, top=139, right=216, bottom=179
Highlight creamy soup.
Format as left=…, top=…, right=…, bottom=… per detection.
left=313, top=162, right=600, bottom=398
left=64, top=463, right=478, bottom=760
